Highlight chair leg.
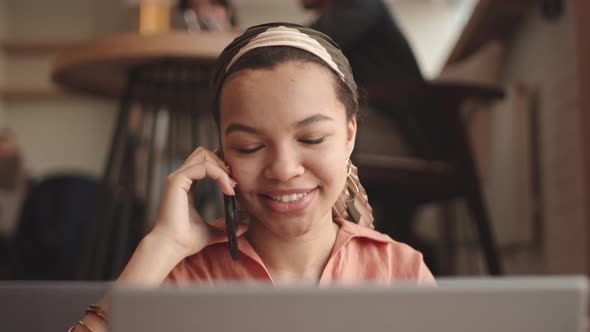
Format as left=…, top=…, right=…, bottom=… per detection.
left=464, top=186, right=503, bottom=275
left=440, top=99, right=503, bottom=275
left=439, top=202, right=457, bottom=276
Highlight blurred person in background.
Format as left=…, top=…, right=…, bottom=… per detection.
left=301, top=0, right=423, bottom=91
left=178, top=0, right=237, bottom=31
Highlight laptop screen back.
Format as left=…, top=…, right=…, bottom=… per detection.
left=111, top=277, right=588, bottom=332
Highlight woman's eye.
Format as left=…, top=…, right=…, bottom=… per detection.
left=299, top=137, right=326, bottom=145
left=234, top=145, right=264, bottom=154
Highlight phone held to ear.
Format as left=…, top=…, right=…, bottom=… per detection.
left=218, top=148, right=240, bottom=261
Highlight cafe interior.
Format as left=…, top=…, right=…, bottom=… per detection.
left=0, top=0, right=588, bottom=330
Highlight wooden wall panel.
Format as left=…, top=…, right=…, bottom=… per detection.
left=573, top=0, right=590, bottom=275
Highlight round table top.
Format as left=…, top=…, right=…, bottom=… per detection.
left=51, top=31, right=239, bottom=99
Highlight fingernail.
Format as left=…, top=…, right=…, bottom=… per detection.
left=230, top=179, right=237, bottom=187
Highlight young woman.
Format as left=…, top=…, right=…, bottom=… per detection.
left=69, top=22, right=434, bottom=332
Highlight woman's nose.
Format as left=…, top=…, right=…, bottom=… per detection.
left=263, top=148, right=304, bottom=182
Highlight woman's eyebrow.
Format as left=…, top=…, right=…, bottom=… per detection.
left=225, top=123, right=258, bottom=136
left=294, top=114, right=333, bottom=128
left=224, top=114, right=333, bottom=136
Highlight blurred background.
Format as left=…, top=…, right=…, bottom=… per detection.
left=0, top=0, right=587, bottom=280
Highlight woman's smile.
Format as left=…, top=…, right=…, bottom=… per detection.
left=259, top=187, right=319, bottom=213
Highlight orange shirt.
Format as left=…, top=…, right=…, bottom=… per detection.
left=167, top=218, right=435, bottom=285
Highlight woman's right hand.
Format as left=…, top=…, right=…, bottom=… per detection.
left=150, top=146, right=237, bottom=258
left=76, top=147, right=237, bottom=332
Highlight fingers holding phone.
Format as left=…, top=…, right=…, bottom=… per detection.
left=151, top=147, right=236, bottom=257
left=179, top=146, right=236, bottom=196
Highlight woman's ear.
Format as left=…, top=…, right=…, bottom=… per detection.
left=345, top=117, right=357, bottom=157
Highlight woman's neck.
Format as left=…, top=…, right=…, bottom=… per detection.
left=246, top=216, right=340, bottom=283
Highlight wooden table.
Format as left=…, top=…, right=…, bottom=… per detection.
left=52, top=31, right=238, bottom=99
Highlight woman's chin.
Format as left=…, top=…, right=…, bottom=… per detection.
left=279, top=223, right=314, bottom=238
left=252, top=217, right=314, bottom=239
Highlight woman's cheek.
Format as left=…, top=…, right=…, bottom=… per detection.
left=315, top=145, right=344, bottom=165
left=229, top=158, right=255, bottom=188
left=307, top=152, right=337, bottom=178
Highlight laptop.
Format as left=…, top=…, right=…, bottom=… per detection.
left=110, top=276, right=588, bottom=332
left=0, top=281, right=110, bottom=332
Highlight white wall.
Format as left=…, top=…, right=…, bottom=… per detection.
left=4, top=98, right=116, bottom=177
left=389, top=0, right=478, bottom=78
left=234, top=2, right=311, bottom=27
left=1, top=0, right=119, bottom=177
left=4, top=0, right=98, bottom=40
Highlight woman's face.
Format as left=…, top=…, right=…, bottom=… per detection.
left=219, top=60, right=356, bottom=239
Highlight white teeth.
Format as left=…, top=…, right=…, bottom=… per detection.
left=269, top=192, right=308, bottom=203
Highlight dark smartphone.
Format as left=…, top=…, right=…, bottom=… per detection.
left=218, top=147, right=240, bottom=260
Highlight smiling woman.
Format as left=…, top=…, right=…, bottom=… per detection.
left=69, top=22, right=434, bottom=332
left=221, top=58, right=353, bottom=240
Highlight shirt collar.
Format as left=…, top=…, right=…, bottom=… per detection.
left=206, top=217, right=394, bottom=284
left=329, top=217, right=393, bottom=258
left=208, top=217, right=392, bottom=252
left=207, top=218, right=266, bottom=269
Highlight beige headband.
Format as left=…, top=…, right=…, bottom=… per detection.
left=225, top=26, right=346, bottom=82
